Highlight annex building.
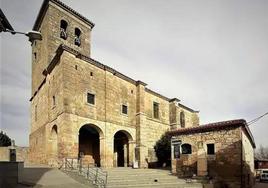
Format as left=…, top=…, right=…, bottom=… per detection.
left=169, top=119, right=255, bottom=188
left=29, top=0, right=199, bottom=168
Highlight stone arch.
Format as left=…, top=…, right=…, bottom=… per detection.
left=113, top=130, right=133, bottom=167
left=48, top=125, right=58, bottom=166
left=78, top=124, right=103, bottom=167
left=60, top=19, right=68, bottom=39
left=74, top=27, right=81, bottom=46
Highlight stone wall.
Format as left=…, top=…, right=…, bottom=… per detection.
left=29, top=0, right=199, bottom=168
left=242, top=130, right=255, bottom=188
left=0, top=147, right=28, bottom=162
left=172, top=127, right=243, bottom=188
left=170, top=102, right=199, bottom=130
left=31, top=1, right=92, bottom=95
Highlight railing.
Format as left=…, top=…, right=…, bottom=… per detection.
left=62, top=158, right=108, bottom=188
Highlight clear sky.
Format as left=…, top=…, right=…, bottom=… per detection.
left=0, top=0, right=267, bottom=147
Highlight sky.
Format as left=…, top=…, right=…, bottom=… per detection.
left=0, top=0, right=268, bottom=147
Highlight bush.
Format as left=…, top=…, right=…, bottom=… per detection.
left=0, top=131, right=12, bottom=146
left=154, top=132, right=171, bottom=167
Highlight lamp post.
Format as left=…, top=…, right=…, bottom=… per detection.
left=3, top=29, right=42, bottom=43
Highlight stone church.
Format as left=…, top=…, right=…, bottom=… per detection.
left=29, top=0, right=199, bottom=168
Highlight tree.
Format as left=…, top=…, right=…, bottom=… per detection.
left=0, top=131, right=12, bottom=146
left=154, top=132, right=171, bottom=166
left=255, top=145, right=268, bottom=159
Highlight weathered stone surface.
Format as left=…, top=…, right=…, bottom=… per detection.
left=29, top=0, right=199, bottom=168
left=171, top=127, right=255, bottom=188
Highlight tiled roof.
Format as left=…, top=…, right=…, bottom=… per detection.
left=168, top=119, right=256, bottom=148
left=33, top=0, right=95, bottom=30
left=169, top=119, right=246, bottom=135
left=255, top=158, right=268, bottom=162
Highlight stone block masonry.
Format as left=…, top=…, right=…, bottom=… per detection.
left=169, top=119, right=255, bottom=188
left=29, top=0, right=199, bottom=168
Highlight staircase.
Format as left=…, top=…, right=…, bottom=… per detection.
left=105, top=168, right=202, bottom=188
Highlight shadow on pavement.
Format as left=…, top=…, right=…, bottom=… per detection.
left=19, top=166, right=52, bottom=187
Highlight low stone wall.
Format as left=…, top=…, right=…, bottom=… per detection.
left=0, top=162, right=24, bottom=188
left=0, top=146, right=29, bottom=162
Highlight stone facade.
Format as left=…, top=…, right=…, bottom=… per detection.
left=29, top=0, right=199, bottom=168
left=169, top=119, right=255, bottom=188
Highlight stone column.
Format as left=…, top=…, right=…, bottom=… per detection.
left=128, top=141, right=136, bottom=167
left=169, top=98, right=180, bottom=130
left=136, top=81, right=148, bottom=168
left=99, top=136, right=106, bottom=167
left=103, top=135, right=114, bottom=168
left=113, top=152, right=117, bottom=167
left=124, top=144, right=128, bottom=167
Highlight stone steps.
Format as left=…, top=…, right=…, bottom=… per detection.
left=108, top=176, right=179, bottom=181
left=107, top=182, right=202, bottom=188
left=107, top=172, right=173, bottom=177
left=107, top=177, right=183, bottom=183
left=105, top=168, right=202, bottom=188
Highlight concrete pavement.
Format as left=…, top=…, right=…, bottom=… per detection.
left=17, top=164, right=93, bottom=188
left=253, top=180, right=268, bottom=188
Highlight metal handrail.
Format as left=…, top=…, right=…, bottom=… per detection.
left=62, top=157, right=108, bottom=188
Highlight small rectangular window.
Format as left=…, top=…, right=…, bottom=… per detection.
left=122, top=105, right=128, bottom=114
left=207, top=144, right=215, bottom=155
left=87, top=93, right=95, bottom=105
left=153, top=102, right=159, bottom=119
left=53, top=96, right=56, bottom=106
left=34, top=52, right=37, bottom=61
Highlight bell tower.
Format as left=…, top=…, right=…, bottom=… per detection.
left=31, top=0, right=94, bottom=95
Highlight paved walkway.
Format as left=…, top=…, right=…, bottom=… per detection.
left=253, top=180, right=268, bottom=188
left=17, top=164, right=93, bottom=188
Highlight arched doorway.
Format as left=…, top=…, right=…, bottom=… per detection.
left=114, top=130, right=132, bottom=167
left=51, top=125, right=58, bottom=158
left=79, top=124, right=101, bottom=167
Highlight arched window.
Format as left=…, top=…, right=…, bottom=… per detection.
left=181, top=143, right=192, bottom=154
left=74, top=28, right=81, bottom=46
left=51, top=125, right=57, bottom=134
left=180, top=111, right=185, bottom=128
left=60, top=20, right=68, bottom=39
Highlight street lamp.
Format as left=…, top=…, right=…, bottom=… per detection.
left=3, top=29, right=42, bottom=43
